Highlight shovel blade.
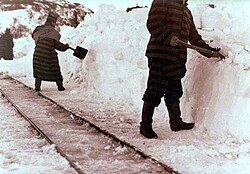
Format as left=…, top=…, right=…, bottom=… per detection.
left=73, top=46, right=88, bottom=60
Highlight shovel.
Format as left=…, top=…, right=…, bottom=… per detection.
left=177, top=40, right=226, bottom=60
left=69, top=46, right=88, bottom=60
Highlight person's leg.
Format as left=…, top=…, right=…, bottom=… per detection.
left=35, top=78, right=41, bottom=91
left=164, top=79, right=194, bottom=131
left=140, top=101, right=158, bottom=138
left=140, top=58, right=164, bottom=138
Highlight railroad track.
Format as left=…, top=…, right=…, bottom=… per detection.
left=0, top=74, right=179, bottom=174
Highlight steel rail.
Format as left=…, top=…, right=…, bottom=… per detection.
left=0, top=86, right=85, bottom=174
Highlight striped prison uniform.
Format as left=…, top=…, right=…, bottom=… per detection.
left=32, top=25, right=68, bottom=82
left=0, top=32, right=14, bottom=60
left=143, top=0, right=212, bottom=107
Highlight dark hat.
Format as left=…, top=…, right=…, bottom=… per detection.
left=5, top=28, right=10, bottom=33
left=46, top=12, right=59, bottom=23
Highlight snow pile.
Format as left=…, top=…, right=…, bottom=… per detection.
left=59, top=5, right=150, bottom=107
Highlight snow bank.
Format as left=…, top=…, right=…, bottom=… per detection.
left=183, top=57, right=250, bottom=140
left=183, top=1, right=250, bottom=140
left=60, top=5, right=150, bottom=107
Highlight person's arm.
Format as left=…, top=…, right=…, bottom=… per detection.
left=10, top=36, right=14, bottom=48
left=188, top=13, right=214, bottom=57
left=146, top=1, right=175, bottom=45
left=32, top=26, right=44, bottom=44
left=54, top=40, right=69, bottom=52
left=32, top=26, right=42, bottom=40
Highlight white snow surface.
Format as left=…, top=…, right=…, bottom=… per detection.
left=0, top=97, right=77, bottom=174
left=1, top=0, right=250, bottom=173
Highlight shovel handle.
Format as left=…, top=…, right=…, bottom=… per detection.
left=177, top=40, right=225, bottom=60
left=68, top=47, right=75, bottom=51
left=177, top=40, right=214, bottom=55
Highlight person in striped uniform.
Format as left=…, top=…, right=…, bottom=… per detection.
left=140, top=0, right=221, bottom=138
left=0, top=28, right=14, bottom=60
left=32, top=12, right=69, bottom=91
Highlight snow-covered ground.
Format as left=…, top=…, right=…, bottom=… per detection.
left=0, top=96, right=77, bottom=174
left=1, top=0, right=250, bottom=173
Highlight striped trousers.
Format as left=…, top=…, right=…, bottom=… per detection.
left=142, top=58, right=185, bottom=107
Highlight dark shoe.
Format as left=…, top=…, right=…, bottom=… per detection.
left=56, top=80, right=65, bottom=91
left=58, top=86, right=65, bottom=91
left=35, top=87, right=40, bottom=91
left=169, top=119, right=194, bottom=131
left=35, top=78, right=41, bottom=91
left=140, top=124, right=158, bottom=139
left=140, top=102, right=158, bottom=139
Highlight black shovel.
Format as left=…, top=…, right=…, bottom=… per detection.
left=69, top=46, right=88, bottom=60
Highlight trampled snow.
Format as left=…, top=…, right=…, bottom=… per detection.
left=0, top=96, right=77, bottom=174
left=1, top=0, right=250, bottom=173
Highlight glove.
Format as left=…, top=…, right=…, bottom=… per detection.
left=170, top=36, right=179, bottom=46
left=209, top=47, right=220, bottom=58
left=65, top=43, right=70, bottom=50
left=210, top=47, right=221, bottom=52
left=209, top=47, right=226, bottom=60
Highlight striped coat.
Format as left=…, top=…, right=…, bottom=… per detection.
left=0, top=32, right=14, bottom=60
left=146, top=0, right=211, bottom=78
left=32, top=25, right=68, bottom=81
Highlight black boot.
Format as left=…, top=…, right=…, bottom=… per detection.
left=167, top=103, right=194, bottom=131
left=35, top=78, right=41, bottom=91
left=169, top=118, right=194, bottom=131
left=140, top=102, right=158, bottom=139
left=56, top=80, right=65, bottom=91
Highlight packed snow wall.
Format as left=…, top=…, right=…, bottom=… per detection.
left=183, top=57, right=250, bottom=140
left=183, top=1, right=250, bottom=140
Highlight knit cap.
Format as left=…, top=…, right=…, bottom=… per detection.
left=45, top=12, right=59, bottom=24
